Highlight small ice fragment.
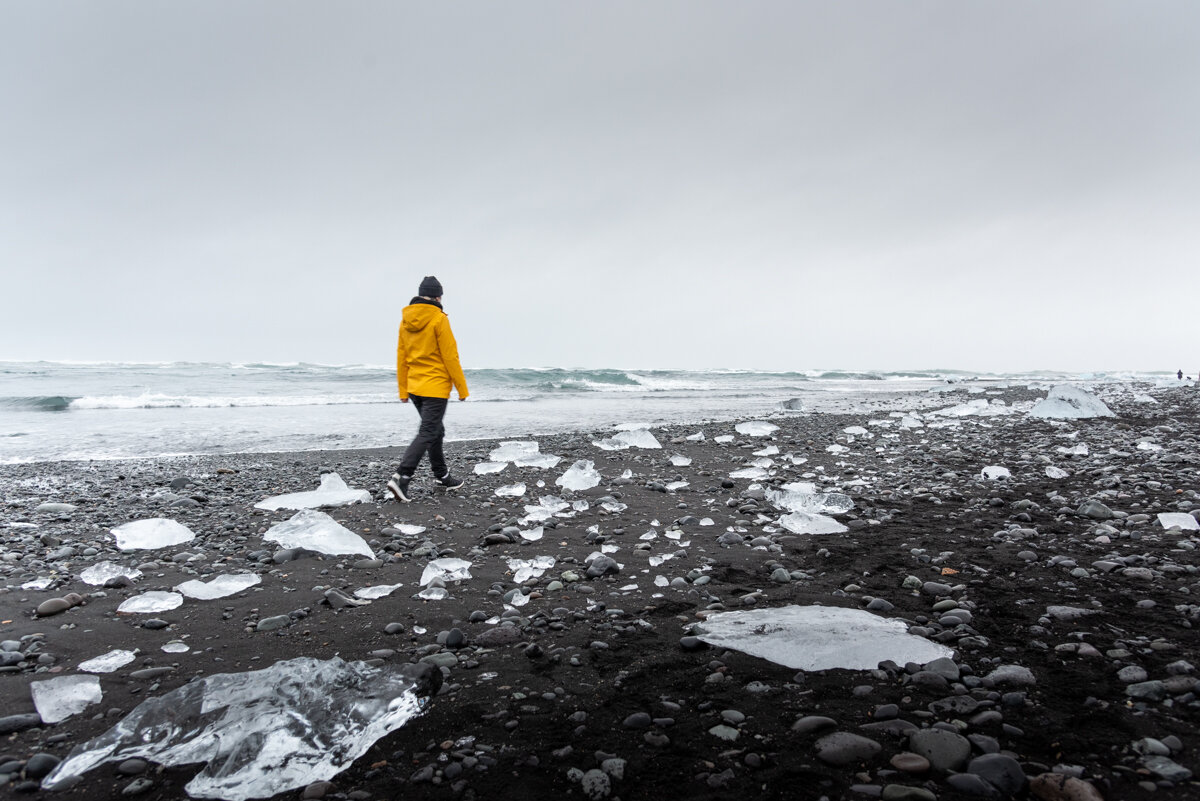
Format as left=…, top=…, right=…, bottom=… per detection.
left=41, top=657, right=438, bottom=801
left=264, top=510, right=374, bottom=558
left=1158, top=513, right=1199, bottom=531
left=556, top=460, right=601, bottom=491
left=474, top=462, right=508, bottom=475
left=22, top=577, right=54, bottom=590
left=826, top=444, right=849, bottom=455
left=507, top=590, right=530, bottom=607
left=693, top=606, right=954, bottom=670
left=767, top=488, right=854, bottom=515
left=354, top=583, right=404, bottom=600
left=1045, top=466, right=1070, bottom=479
left=753, top=445, right=780, bottom=457
left=654, top=576, right=669, bottom=587
left=735, top=421, right=778, bottom=437
left=1028, top=385, right=1115, bottom=419
left=416, top=587, right=448, bottom=600
left=640, top=531, right=658, bottom=541
left=509, top=556, right=555, bottom=583
left=669, top=454, right=692, bottom=466
left=573, top=500, right=589, bottom=511
left=111, top=519, right=195, bottom=550
left=412, top=625, right=426, bottom=634
left=593, top=429, right=662, bottom=450
left=729, top=467, right=769, bottom=480
left=665, top=481, right=689, bottom=492
left=620, top=469, right=633, bottom=479
left=80, top=562, right=143, bottom=586
left=78, top=650, right=137, bottom=673
left=520, top=526, right=544, bottom=541
left=176, top=573, right=261, bottom=600
left=162, top=641, right=190, bottom=654
left=1136, top=441, right=1162, bottom=452
left=699, top=518, right=714, bottom=526
left=514, top=453, right=562, bottom=469
left=713, top=435, right=734, bottom=444
left=778, top=511, right=849, bottom=535
left=600, top=543, right=619, bottom=554
left=843, top=426, right=868, bottom=436
left=601, top=501, right=627, bottom=513
left=489, top=441, right=540, bottom=462
left=254, top=473, right=371, bottom=511
left=1055, top=444, right=1089, bottom=456
left=118, top=591, right=184, bottom=614
left=618, top=584, right=638, bottom=592
left=685, top=431, right=705, bottom=441
left=981, top=466, right=1011, bottom=480
left=31, top=675, right=102, bottom=724
left=420, top=558, right=473, bottom=586
left=394, top=523, right=427, bottom=536
left=495, top=483, right=527, bottom=498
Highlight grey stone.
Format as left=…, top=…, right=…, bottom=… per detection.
left=815, top=731, right=882, bottom=766
left=908, top=728, right=971, bottom=772
left=22, top=753, right=59, bottom=779
left=256, top=615, right=292, bottom=632
left=967, top=753, right=1027, bottom=795
left=0, top=714, right=41, bottom=734
left=792, top=715, right=838, bottom=735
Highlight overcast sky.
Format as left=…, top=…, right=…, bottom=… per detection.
left=2, top=2, right=1197, bottom=372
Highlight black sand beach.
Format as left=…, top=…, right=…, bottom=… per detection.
left=1, top=384, right=1197, bottom=801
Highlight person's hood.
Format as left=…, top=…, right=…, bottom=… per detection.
left=402, top=298, right=444, bottom=333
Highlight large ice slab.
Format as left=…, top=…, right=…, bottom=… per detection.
left=111, top=519, right=196, bottom=550
left=254, top=473, right=371, bottom=511
left=31, top=675, right=103, bottom=724
left=1158, top=513, right=1199, bottom=531
left=778, top=511, right=849, bottom=535
left=693, top=605, right=954, bottom=671
left=176, top=574, right=262, bottom=600
left=41, top=657, right=440, bottom=801
left=1028, top=385, right=1115, bottom=419
left=80, top=562, right=143, bottom=586
left=556, top=460, right=601, bottom=491
left=263, top=510, right=374, bottom=558
left=79, top=650, right=137, bottom=674
left=118, top=591, right=184, bottom=614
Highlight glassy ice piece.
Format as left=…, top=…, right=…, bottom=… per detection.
left=1136, top=441, right=1162, bottom=451
left=693, top=606, right=954, bottom=671
left=843, top=426, right=868, bottom=436
left=556, top=460, right=601, bottom=491
left=31, top=675, right=103, bottom=724
left=78, top=650, right=137, bottom=673
left=1055, top=444, right=1089, bottom=456
left=782, top=481, right=817, bottom=494
left=735, top=421, right=778, bottom=437
left=41, top=657, right=440, bottom=801
left=699, top=518, right=715, bottom=526
left=176, top=574, right=261, bottom=600
left=489, top=441, right=540, bottom=462
left=416, top=587, right=448, bottom=600
left=508, top=556, right=555, bottom=583
left=393, top=524, right=426, bottom=536
left=80, top=562, right=143, bottom=586
left=495, top=483, right=526, bottom=498
left=777, top=511, right=848, bottom=535
left=826, top=444, right=848, bottom=455
left=264, top=510, right=374, bottom=558
left=665, top=481, right=689, bottom=492
left=980, top=466, right=1011, bottom=480
left=354, top=584, right=404, bottom=600
left=22, top=577, right=54, bottom=590
left=474, top=462, right=508, bottom=475
left=514, top=453, right=562, bottom=469
left=767, top=488, right=854, bottom=515
left=729, top=467, right=769, bottom=480
left=419, top=558, right=472, bottom=586
left=750, top=457, right=774, bottom=468
left=669, top=454, right=692, bottom=467
left=1158, top=513, right=1199, bottom=531
left=118, top=591, right=184, bottom=614
left=162, top=641, right=191, bottom=654
left=654, top=575, right=670, bottom=587
left=572, top=500, right=589, bottom=511
left=685, top=431, right=705, bottom=441
left=254, top=473, right=371, bottom=511
left=519, top=526, right=544, bottom=541
left=753, top=445, right=780, bottom=457
left=615, top=429, right=660, bottom=449
left=507, top=590, right=530, bottom=607
left=601, top=501, right=627, bottom=513
left=111, top=519, right=196, bottom=550
left=714, top=435, right=734, bottom=444
left=900, top=415, right=923, bottom=428
left=1045, top=466, right=1070, bottom=479
left=1028, top=385, right=1115, bottom=419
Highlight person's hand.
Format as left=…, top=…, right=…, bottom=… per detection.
left=400, top=397, right=409, bottom=403
left=459, top=396, right=468, bottom=402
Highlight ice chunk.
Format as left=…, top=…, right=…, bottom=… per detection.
left=31, top=675, right=102, bottom=724
left=556, top=460, right=601, bottom=491
left=508, top=556, right=555, bottom=583
left=766, top=488, right=854, bottom=515
left=162, top=641, right=190, bottom=654
left=601, top=428, right=662, bottom=450
left=1056, top=444, right=1089, bottom=456
left=393, top=523, right=426, bottom=536
left=264, top=510, right=374, bottom=558
left=80, top=562, right=143, bottom=586
left=1132, top=393, right=1157, bottom=404
left=777, top=511, right=849, bottom=535
left=118, top=591, right=184, bottom=614
left=41, top=657, right=439, bottom=801
left=665, top=481, right=689, bottom=492
left=692, top=606, right=954, bottom=671
left=514, top=453, right=562, bottom=469
left=601, top=500, right=627, bottom=513
left=489, top=441, right=540, bottom=462
left=507, top=590, right=530, bottom=607
left=931, top=399, right=1013, bottom=418
left=981, top=466, right=1011, bottom=480
left=826, top=444, right=849, bottom=455
left=1158, top=513, right=1199, bottom=531
left=713, top=435, right=734, bottom=444
left=685, top=431, right=705, bottom=441
left=572, top=500, right=589, bottom=511
left=415, top=587, right=448, bottom=600
left=419, top=558, right=472, bottom=586
left=522, top=495, right=570, bottom=523
left=843, top=426, right=868, bottom=436
left=735, top=421, right=778, bottom=437
left=729, top=467, right=769, bottom=480
left=78, top=650, right=137, bottom=673
left=753, top=445, right=780, bottom=456
left=354, top=584, right=404, bottom=600
left=254, top=473, right=371, bottom=511
left=519, top=526, right=544, bottom=541
left=1136, top=440, right=1162, bottom=452
left=495, top=483, right=527, bottom=498
left=1028, top=385, right=1115, bottom=419
left=669, top=454, right=692, bottom=466
left=22, top=577, right=54, bottom=590
left=111, top=519, right=196, bottom=550
left=474, top=462, right=508, bottom=475
left=1045, top=466, right=1070, bottom=479
left=176, top=574, right=261, bottom=600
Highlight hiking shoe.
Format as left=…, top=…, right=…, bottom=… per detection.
left=386, top=473, right=412, bottom=503
left=437, top=472, right=464, bottom=490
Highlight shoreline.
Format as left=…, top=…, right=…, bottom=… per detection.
left=1, top=383, right=1197, bottom=800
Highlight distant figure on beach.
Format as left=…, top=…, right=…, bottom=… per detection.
left=1179, top=369, right=1184, bottom=380
left=387, top=276, right=469, bottom=503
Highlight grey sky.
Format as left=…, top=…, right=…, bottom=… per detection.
left=2, top=2, right=1197, bottom=372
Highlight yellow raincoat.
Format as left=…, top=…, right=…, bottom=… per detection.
left=396, top=301, right=469, bottom=400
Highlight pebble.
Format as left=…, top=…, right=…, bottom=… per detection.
left=814, top=732, right=882, bottom=766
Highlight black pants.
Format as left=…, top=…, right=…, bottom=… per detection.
left=398, top=394, right=448, bottom=477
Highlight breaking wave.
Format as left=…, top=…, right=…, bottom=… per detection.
left=0, top=396, right=77, bottom=412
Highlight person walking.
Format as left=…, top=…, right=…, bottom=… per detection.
left=387, top=276, right=469, bottom=503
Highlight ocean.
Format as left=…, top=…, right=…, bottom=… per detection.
left=0, top=362, right=1171, bottom=463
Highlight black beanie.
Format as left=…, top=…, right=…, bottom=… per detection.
left=419, top=276, right=443, bottom=297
